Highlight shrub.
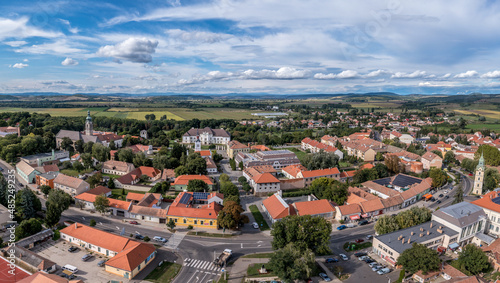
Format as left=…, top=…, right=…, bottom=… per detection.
left=89, top=219, right=96, bottom=227
left=144, top=236, right=150, bottom=242
left=187, top=225, right=194, bottom=230
left=130, top=234, right=134, bottom=237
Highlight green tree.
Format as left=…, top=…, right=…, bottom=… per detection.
left=309, top=178, right=348, bottom=205
left=453, top=244, right=490, bottom=275
left=117, top=148, right=134, bottom=163
left=375, top=152, right=385, bottom=161
left=167, top=218, right=176, bottom=229
left=15, top=188, right=42, bottom=220
left=268, top=243, right=316, bottom=283
left=187, top=179, right=209, bottom=192
left=431, top=150, right=443, bottom=158
left=397, top=243, right=441, bottom=274
left=217, top=200, right=244, bottom=230
left=453, top=184, right=464, bottom=204
left=219, top=174, right=230, bottom=183
left=15, top=218, right=43, bottom=241
left=94, top=194, right=110, bottom=215
left=220, top=181, right=239, bottom=196
left=133, top=152, right=151, bottom=167
left=174, top=165, right=189, bottom=177
left=238, top=176, right=247, bottom=184
left=186, top=153, right=207, bottom=175
left=484, top=168, right=500, bottom=192
left=92, top=143, right=110, bottom=162
left=444, top=151, right=456, bottom=164
left=476, top=144, right=500, bottom=166
left=107, top=178, right=116, bottom=189
left=385, top=154, right=402, bottom=174
left=86, top=172, right=102, bottom=189
left=374, top=215, right=400, bottom=235
left=73, top=161, right=84, bottom=172
left=223, top=194, right=240, bottom=205
left=40, top=185, right=51, bottom=197
left=61, top=137, right=74, bottom=152
left=229, top=158, right=236, bottom=170
left=74, top=140, right=84, bottom=153
left=89, top=219, right=96, bottom=227
left=238, top=161, right=244, bottom=170
left=353, top=168, right=379, bottom=184
left=429, top=168, right=447, bottom=188
left=271, top=215, right=332, bottom=255
left=81, top=153, right=93, bottom=168
left=45, top=189, right=72, bottom=226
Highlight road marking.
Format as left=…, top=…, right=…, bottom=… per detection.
left=186, top=270, right=199, bottom=283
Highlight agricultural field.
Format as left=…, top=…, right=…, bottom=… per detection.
left=454, top=109, right=500, bottom=119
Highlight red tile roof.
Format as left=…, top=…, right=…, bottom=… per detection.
left=75, top=193, right=131, bottom=210
left=300, top=167, right=340, bottom=178
left=196, top=150, right=212, bottom=157
left=282, top=164, right=307, bottom=178
left=126, top=192, right=145, bottom=201
left=86, top=185, right=112, bottom=196
left=472, top=191, right=500, bottom=213
left=173, top=175, right=213, bottom=186
left=262, top=193, right=294, bottom=220
left=253, top=173, right=280, bottom=184
left=337, top=203, right=362, bottom=215
left=167, top=194, right=221, bottom=219
left=294, top=199, right=334, bottom=216
left=359, top=198, right=385, bottom=213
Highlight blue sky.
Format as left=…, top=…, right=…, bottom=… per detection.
left=2, top=0, right=500, bottom=95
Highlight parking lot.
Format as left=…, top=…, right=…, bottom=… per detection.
left=322, top=251, right=401, bottom=283
left=33, top=240, right=128, bottom=283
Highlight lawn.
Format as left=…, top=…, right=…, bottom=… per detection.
left=466, top=123, right=500, bottom=131
left=101, top=173, right=123, bottom=179
left=60, top=168, right=93, bottom=177
left=186, top=231, right=234, bottom=238
left=241, top=253, right=274, bottom=258
left=144, top=261, right=182, bottom=283
left=249, top=205, right=270, bottom=231
left=289, top=148, right=308, bottom=164
left=247, top=263, right=275, bottom=278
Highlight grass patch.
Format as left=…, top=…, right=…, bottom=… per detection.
left=186, top=231, right=234, bottom=238
left=101, top=173, right=122, bottom=179
left=395, top=269, right=406, bottom=283
left=282, top=188, right=311, bottom=197
left=144, top=261, right=182, bottom=283
left=289, top=148, right=308, bottom=164
left=241, top=253, right=274, bottom=258
left=343, top=241, right=372, bottom=252
left=111, top=188, right=149, bottom=199
left=247, top=263, right=275, bottom=278
left=249, top=205, right=270, bottom=231
left=60, top=168, right=93, bottom=177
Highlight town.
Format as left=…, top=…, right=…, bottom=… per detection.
left=0, top=93, right=500, bottom=283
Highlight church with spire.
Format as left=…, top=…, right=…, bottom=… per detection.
left=472, top=152, right=486, bottom=195
left=55, top=110, right=123, bottom=149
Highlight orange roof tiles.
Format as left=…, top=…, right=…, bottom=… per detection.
left=251, top=145, right=270, bottom=151
left=359, top=198, right=385, bottom=213
left=75, top=193, right=131, bottom=210
left=105, top=241, right=156, bottom=272
left=294, top=199, right=334, bottom=216
left=282, top=164, right=307, bottom=178
left=472, top=191, right=500, bottom=213
left=338, top=203, right=362, bottom=215
left=253, top=173, right=280, bottom=184
left=262, top=193, right=294, bottom=220
left=196, top=150, right=212, bottom=157
left=174, top=175, right=213, bottom=186
left=126, top=192, right=145, bottom=201
left=300, top=167, right=340, bottom=178
left=167, top=200, right=221, bottom=219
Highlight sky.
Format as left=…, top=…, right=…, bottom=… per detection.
left=2, top=0, right=500, bottom=95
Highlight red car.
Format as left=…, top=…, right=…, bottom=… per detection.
left=355, top=239, right=364, bottom=243
left=129, top=221, right=139, bottom=225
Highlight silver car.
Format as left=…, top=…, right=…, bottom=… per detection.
left=372, top=265, right=383, bottom=272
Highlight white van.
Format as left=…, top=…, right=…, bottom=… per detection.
left=62, top=264, right=78, bottom=274
left=346, top=223, right=357, bottom=228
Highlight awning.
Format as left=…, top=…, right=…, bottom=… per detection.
left=350, top=215, right=360, bottom=220
left=449, top=242, right=459, bottom=250
left=437, top=246, right=446, bottom=253
left=62, top=270, right=73, bottom=276
left=423, top=194, right=433, bottom=200
left=361, top=214, right=369, bottom=218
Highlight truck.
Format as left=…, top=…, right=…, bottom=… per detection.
left=213, top=249, right=232, bottom=267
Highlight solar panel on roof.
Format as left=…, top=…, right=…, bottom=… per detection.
left=179, top=193, right=191, bottom=204
left=392, top=175, right=422, bottom=188
left=373, top=177, right=392, bottom=186
left=492, top=197, right=500, bottom=205
left=193, top=192, right=210, bottom=200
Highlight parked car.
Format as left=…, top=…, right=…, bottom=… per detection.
left=129, top=221, right=139, bottom=225
left=355, top=239, right=364, bottom=243
left=97, top=260, right=107, bottom=267
left=337, top=225, right=347, bottom=230
left=60, top=273, right=76, bottom=280
left=325, top=258, right=338, bottom=263
left=153, top=236, right=167, bottom=243
left=437, top=200, right=442, bottom=204
left=359, top=219, right=369, bottom=225
left=319, top=273, right=331, bottom=282
left=339, top=254, right=348, bottom=261
left=377, top=268, right=391, bottom=275
left=372, top=265, right=383, bottom=272
left=252, top=222, right=259, bottom=229
left=346, top=223, right=357, bottom=228
left=135, top=234, right=144, bottom=240
left=445, top=195, right=450, bottom=199
left=364, top=258, right=375, bottom=264
left=68, top=246, right=79, bottom=253
left=439, top=194, right=444, bottom=198
left=366, top=235, right=373, bottom=240
left=358, top=256, right=369, bottom=261
left=369, top=262, right=378, bottom=268
left=81, top=254, right=92, bottom=261
left=354, top=252, right=367, bottom=257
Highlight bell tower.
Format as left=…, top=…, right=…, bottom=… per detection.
left=194, top=136, right=201, bottom=152
left=85, top=110, right=93, bottom=136
left=472, top=152, right=485, bottom=195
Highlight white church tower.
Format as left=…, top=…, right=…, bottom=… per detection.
left=472, top=152, right=485, bottom=195
left=85, top=110, right=93, bottom=136
left=194, top=136, right=201, bottom=152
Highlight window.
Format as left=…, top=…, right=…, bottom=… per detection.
left=194, top=220, right=197, bottom=225
left=210, top=221, right=213, bottom=226
left=174, top=218, right=178, bottom=223
left=200, top=221, right=204, bottom=225
left=183, top=219, right=187, bottom=224
left=98, top=247, right=101, bottom=252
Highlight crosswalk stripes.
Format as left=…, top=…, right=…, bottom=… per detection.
left=183, top=258, right=222, bottom=272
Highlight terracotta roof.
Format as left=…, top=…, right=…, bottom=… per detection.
left=54, top=174, right=89, bottom=189
left=228, top=140, right=249, bottom=149
left=162, top=169, right=175, bottom=179
left=105, top=241, right=156, bottom=272
left=102, top=160, right=134, bottom=173
left=167, top=201, right=221, bottom=219
left=473, top=191, right=500, bottom=214
left=262, top=193, right=294, bottom=220
left=422, top=151, right=442, bottom=162
left=129, top=206, right=167, bottom=218
left=340, top=170, right=356, bottom=178
left=300, top=167, right=340, bottom=178
left=253, top=173, right=280, bottom=184
left=282, top=164, right=307, bottom=178
left=381, top=195, right=404, bottom=208
left=116, top=166, right=160, bottom=184
left=346, top=193, right=368, bottom=204
left=75, top=193, right=131, bottom=210
left=293, top=199, right=334, bottom=216
left=441, top=263, right=466, bottom=278
left=337, top=203, right=362, bottom=215
left=42, top=164, right=59, bottom=173
left=359, top=198, right=385, bottom=213
left=400, top=187, right=418, bottom=200
left=196, top=150, right=212, bottom=157
left=18, top=272, right=72, bottom=283
left=86, top=185, right=111, bottom=195
left=251, top=145, right=270, bottom=151
left=126, top=192, right=145, bottom=201
left=250, top=165, right=277, bottom=174
left=174, top=175, right=213, bottom=186
left=362, top=181, right=400, bottom=197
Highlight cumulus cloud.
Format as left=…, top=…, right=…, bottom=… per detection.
left=365, top=69, right=388, bottom=78
left=0, top=17, right=61, bottom=41
left=442, top=73, right=451, bottom=78
left=61, top=57, right=79, bottom=66
left=481, top=70, right=500, bottom=79
left=314, top=70, right=359, bottom=79
left=454, top=70, right=478, bottom=78
left=242, top=67, right=310, bottom=79
left=10, top=63, right=28, bottom=68
left=96, top=38, right=159, bottom=63
left=391, top=70, right=427, bottom=79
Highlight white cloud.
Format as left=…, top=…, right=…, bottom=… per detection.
left=59, top=19, right=80, bottom=34
left=242, top=67, right=310, bottom=79
left=96, top=37, right=159, bottom=63
left=481, top=70, right=500, bottom=79
left=442, top=73, right=451, bottom=78
left=165, top=29, right=232, bottom=44
left=314, top=70, right=359, bottom=79
left=10, top=63, right=28, bottom=69
left=391, top=70, right=427, bottom=78
left=4, top=41, right=27, bottom=47
left=454, top=70, right=478, bottom=78
left=0, top=17, right=61, bottom=40
left=23, top=59, right=28, bottom=62
left=365, top=69, right=388, bottom=78
left=15, top=39, right=86, bottom=55
left=61, top=57, right=79, bottom=66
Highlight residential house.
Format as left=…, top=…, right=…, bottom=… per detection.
left=75, top=193, right=132, bottom=217
left=53, top=174, right=90, bottom=196
left=86, top=185, right=112, bottom=197
left=35, top=171, right=59, bottom=189
left=335, top=203, right=362, bottom=222
left=126, top=192, right=162, bottom=208
left=166, top=192, right=223, bottom=229
left=243, top=167, right=281, bottom=195
left=114, top=166, right=161, bottom=189
left=0, top=126, right=20, bottom=137
left=261, top=192, right=295, bottom=223
left=293, top=199, right=335, bottom=218
left=16, top=160, right=40, bottom=183
left=102, top=160, right=135, bottom=176
left=227, top=140, right=250, bottom=159
left=281, top=164, right=307, bottom=179
left=173, top=175, right=214, bottom=191
left=339, top=170, right=356, bottom=183
left=60, top=223, right=156, bottom=279
left=421, top=151, right=443, bottom=170
left=472, top=190, right=500, bottom=237
left=2, top=245, right=56, bottom=274
left=297, top=167, right=340, bottom=187
left=161, top=169, right=176, bottom=182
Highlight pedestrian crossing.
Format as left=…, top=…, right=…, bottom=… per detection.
left=184, top=258, right=222, bottom=272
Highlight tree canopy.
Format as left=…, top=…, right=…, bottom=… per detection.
left=187, top=179, right=209, bottom=192
left=396, top=243, right=441, bottom=274
left=375, top=207, right=432, bottom=235
left=452, top=244, right=490, bottom=275
left=268, top=243, right=316, bottom=283
left=309, top=177, right=348, bottom=205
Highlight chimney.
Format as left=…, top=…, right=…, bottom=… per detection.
left=407, top=237, right=411, bottom=244
left=439, top=226, right=443, bottom=229
left=437, top=229, right=443, bottom=234
left=427, top=230, right=430, bottom=235
left=420, top=233, right=423, bottom=237
left=75, top=222, right=77, bottom=229
left=430, top=222, right=433, bottom=228
left=401, top=238, right=404, bottom=244
left=411, top=231, right=414, bottom=236
left=420, top=227, right=424, bottom=232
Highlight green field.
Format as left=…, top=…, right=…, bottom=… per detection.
left=144, top=261, right=181, bottom=283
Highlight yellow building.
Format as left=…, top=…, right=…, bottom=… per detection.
left=60, top=223, right=156, bottom=279
left=227, top=140, right=250, bottom=159
left=166, top=192, right=223, bottom=229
